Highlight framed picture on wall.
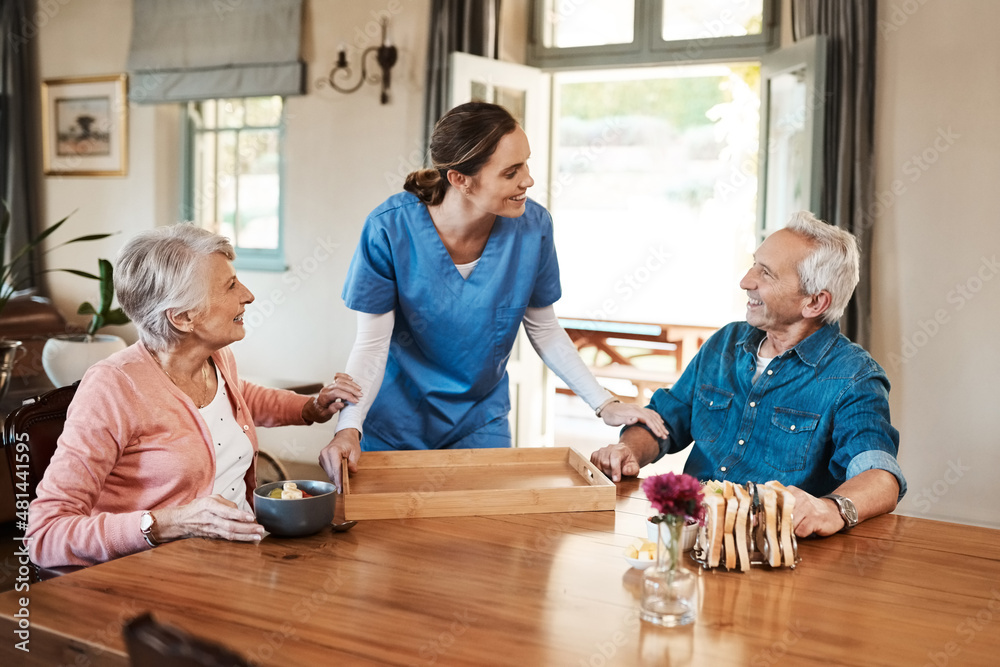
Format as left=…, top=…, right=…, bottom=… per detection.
left=41, top=74, right=128, bottom=177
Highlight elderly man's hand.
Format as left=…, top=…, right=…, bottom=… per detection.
left=786, top=485, right=845, bottom=537
left=590, top=443, right=642, bottom=483
left=303, top=373, right=363, bottom=424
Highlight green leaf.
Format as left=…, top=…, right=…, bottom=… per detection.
left=77, top=302, right=98, bottom=316
left=104, top=308, right=130, bottom=326
left=97, top=259, right=115, bottom=314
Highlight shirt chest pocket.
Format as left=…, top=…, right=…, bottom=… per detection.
left=765, top=407, right=821, bottom=472
left=493, top=306, right=527, bottom=369
left=694, top=385, right=733, bottom=444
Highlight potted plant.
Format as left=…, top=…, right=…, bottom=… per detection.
left=42, top=258, right=130, bottom=387
left=0, top=201, right=114, bottom=397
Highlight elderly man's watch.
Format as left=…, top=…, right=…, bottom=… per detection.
left=140, top=511, right=158, bottom=547
left=823, top=494, right=859, bottom=530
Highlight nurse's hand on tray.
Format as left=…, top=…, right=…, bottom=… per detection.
left=320, top=428, right=361, bottom=493
left=598, top=402, right=669, bottom=440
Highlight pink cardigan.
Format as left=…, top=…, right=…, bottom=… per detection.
left=27, top=343, right=311, bottom=567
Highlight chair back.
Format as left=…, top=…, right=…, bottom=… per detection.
left=123, top=612, right=251, bottom=666
left=2, top=382, right=78, bottom=502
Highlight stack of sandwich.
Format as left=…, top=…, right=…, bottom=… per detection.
left=695, top=480, right=798, bottom=571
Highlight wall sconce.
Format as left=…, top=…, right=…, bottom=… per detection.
left=317, top=18, right=398, bottom=104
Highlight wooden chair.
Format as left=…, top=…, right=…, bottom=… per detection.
left=1, top=382, right=83, bottom=579
left=123, top=612, right=252, bottom=667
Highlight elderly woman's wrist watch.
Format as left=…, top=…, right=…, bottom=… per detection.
left=823, top=494, right=859, bottom=530
left=140, top=511, right=159, bottom=547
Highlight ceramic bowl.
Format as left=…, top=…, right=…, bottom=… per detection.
left=253, top=480, right=336, bottom=537
left=646, top=518, right=700, bottom=552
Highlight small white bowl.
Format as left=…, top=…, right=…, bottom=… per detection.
left=623, top=539, right=658, bottom=570
left=646, top=518, right=700, bottom=552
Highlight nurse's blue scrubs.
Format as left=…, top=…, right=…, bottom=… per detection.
left=342, top=191, right=561, bottom=451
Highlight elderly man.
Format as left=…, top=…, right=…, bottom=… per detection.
left=590, top=211, right=905, bottom=537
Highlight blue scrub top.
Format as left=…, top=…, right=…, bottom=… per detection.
left=342, top=192, right=562, bottom=450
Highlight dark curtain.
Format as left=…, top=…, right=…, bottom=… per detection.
left=422, top=0, right=501, bottom=157
left=0, top=0, right=41, bottom=293
left=792, top=0, right=877, bottom=346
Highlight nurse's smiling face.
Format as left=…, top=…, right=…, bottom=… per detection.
left=466, top=127, right=534, bottom=218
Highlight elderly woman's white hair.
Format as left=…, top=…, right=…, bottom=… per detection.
left=784, top=211, right=860, bottom=324
left=115, top=224, right=235, bottom=351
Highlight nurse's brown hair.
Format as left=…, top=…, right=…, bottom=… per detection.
left=404, top=102, right=519, bottom=206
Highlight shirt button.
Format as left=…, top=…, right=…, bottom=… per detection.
left=243, top=425, right=250, bottom=431
left=767, top=369, right=773, bottom=375
left=790, top=425, right=796, bottom=431
left=750, top=401, right=756, bottom=408
left=720, top=466, right=728, bottom=472
left=738, top=439, right=745, bottom=445
left=709, top=401, right=714, bottom=406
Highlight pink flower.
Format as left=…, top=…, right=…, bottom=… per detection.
left=641, top=472, right=706, bottom=525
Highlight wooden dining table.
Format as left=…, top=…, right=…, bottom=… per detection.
left=1, top=475, right=998, bottom=666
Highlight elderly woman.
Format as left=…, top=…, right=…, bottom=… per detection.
left=28, top=225, right=361, bottom=567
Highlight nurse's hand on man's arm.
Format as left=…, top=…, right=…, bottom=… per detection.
left=319, top=429, right=362, bottom=493
left=598, top=402, right=668, bottom=440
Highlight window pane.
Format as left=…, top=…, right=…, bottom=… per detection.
left=662, top=0, right=763, bottom=41
left=544, top=0, right=634, bottom=48
left=762, top=68, right=808, bottom=235
left=236, top=130, right=280, bottom=250
left=216, top=130, right=238, bottom=242
left=218, top=99, right=246, bottom=129
left=551, top=64, right=760, bottom=326
left=244, top=96, right=283, bottom=127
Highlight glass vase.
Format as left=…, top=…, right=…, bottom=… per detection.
left=640, top=515, right=698, bottom=627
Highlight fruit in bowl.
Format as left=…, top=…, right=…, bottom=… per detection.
left=253, top=479, right=336, bottom=537
left=623, top=539, right=658, bottom=570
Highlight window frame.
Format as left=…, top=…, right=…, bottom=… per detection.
left=180, top=97, right=288, bottom=272
left=528, top=0, right=780, bottom=70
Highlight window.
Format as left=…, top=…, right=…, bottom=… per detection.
left=531, top=1, right=779, bottom=329
left=551, top=63, right=760, bottom=326
left=531, top=0, right=777, bottom=69
left=183, top=96, right=286, bottom=271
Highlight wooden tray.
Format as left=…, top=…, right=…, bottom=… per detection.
left=341, top=447, right=615, bottom=520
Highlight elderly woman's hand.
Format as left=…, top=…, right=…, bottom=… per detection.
left=598, top=401, right=668, bottom=440
left=303, top=373, right=363, bottom=424
left=150, top=495, right=265, bottom=544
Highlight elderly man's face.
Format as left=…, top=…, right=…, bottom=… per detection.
left=739, top=229, right=816, bottom=333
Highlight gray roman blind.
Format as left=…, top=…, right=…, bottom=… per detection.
left=127, top=0, right=305, bottom=104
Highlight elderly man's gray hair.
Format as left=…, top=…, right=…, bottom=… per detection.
left=115, top=224, right=236, bottom=351
left=784, top=211, right=860, bottom=324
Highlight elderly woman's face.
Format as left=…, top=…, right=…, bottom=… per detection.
left=191, top=252, right=255, bottom=348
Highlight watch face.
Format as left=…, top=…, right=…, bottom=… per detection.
left=140, top=512, right=153, bottom=532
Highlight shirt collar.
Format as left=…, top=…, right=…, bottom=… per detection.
left=738, top=321, right=841, bottom=367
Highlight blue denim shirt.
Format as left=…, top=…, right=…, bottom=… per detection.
left=642, top=322, right=906, bottom=500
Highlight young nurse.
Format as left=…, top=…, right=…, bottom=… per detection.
left=319, top=102, right=667, bottom=490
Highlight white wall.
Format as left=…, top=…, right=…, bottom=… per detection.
left=871, top=1, right=1000, bottom=528
left=35, top=1, right=1000, bottom=527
